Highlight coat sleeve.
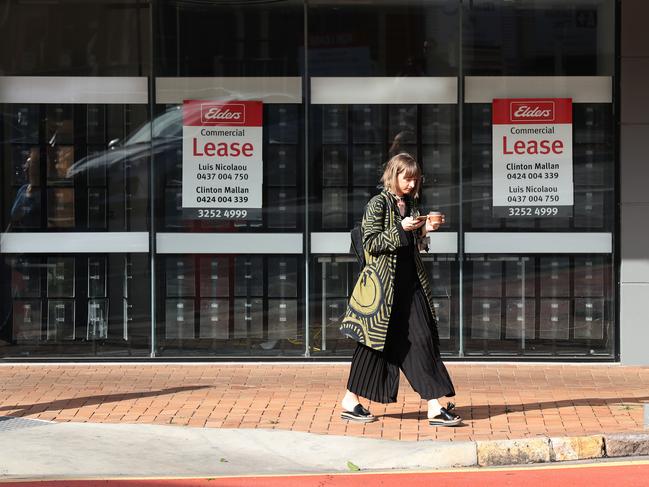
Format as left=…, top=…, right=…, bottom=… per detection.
left=361, top=194, right=408, bottom=255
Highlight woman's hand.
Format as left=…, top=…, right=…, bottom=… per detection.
left=425, top=213, right=446, bottom=232
left=401, top=216, right=426, bottom=232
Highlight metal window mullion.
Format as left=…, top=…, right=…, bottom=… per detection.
left=303, top=0, right=311, bottom=358
left=458, top=0, right=465, bottom=358
left=149, top=0, right=157, bottom=359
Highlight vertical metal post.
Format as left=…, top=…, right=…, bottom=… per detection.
left=521, top=258, right=526, bottom=352
left=303, top=0, right=311, bottom=357
left=321, top=260, right=327, bottom=351
left=457, top=0, right=465, bottom=357
left=149, top=0, right=157, bottom=358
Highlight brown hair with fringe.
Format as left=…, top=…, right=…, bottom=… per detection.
left=380, top=152, right=422, bottom=198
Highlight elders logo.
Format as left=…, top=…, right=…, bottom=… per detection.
left=200, top=103, right=245, bottom=125
left=510, top=101, right=555, bottom=122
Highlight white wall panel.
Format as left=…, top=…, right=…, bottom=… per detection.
left=465, top=76, right=612, bottom=103
left=156, top=77, right=302, bottom=104
left=0, top=77, right=148, bottom=104
left=0, top=233, right=149, bottom=253
left=157, top=233, right=303, bottom=254
left=311, top=77, right=457, bottom=104
left=465, top=233, right=612, bottom=254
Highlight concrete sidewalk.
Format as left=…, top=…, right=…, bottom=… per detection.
left=0, top=420, right=477, bottom=478
left=0, top=363, right=648, bottom=478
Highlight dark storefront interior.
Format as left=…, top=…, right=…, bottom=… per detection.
left=0, top=0, right=616, bottom=360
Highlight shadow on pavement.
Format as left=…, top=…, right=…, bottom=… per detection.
left=380, top=396, right=649, bottom=421
left=0, top=385, right=213, bottom=417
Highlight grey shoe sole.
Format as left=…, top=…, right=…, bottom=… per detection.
left=428, top=417, right=462, bottom=427
left=340, top=411, right=377, bottom=423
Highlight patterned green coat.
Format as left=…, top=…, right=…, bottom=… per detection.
left=340, top=190, right=438, bottom=351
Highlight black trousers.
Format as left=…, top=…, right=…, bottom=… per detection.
left=346, top=287, right=455, bottom=404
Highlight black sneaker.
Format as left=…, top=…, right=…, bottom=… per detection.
left=428, top=402, right=462, bottom=427
left=341, top=403, right=377, bottom=423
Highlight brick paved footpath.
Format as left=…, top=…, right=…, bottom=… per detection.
left=0, top=364, right=647, bottom=442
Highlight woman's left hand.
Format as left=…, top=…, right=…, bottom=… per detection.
left=425, top=214, right=446, bottom=232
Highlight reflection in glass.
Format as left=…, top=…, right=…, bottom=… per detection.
left=322, top=105, right=347, bottom=144
left=267, top=189, right=297, bottom=229
left=164, top=187, right=183, bottom=228
left=47, top=257, right=75, bottom=298
left=88, top=257, right=107, bottom=298
left=165, top=257, right=195, bottom=297
left=470, top=298, right=501, bottom=340
left=472, top=260, right=502, bottom=298
left=433, top=298, right=451, bottom=340
left=352, top=105, right=384, bottom=144
left=425, top=260, right=451, bottom=297
left=267, top=145, right=298, bottom=187
left=322, top=146, right=348, bottom=186
left=505, top=259, right=535, bottom=297
left=12, top=300, right=42, bottom=342
left=540, top=257, right=570, bottom=297
left=234, top=256, right=263, bottom=297
left=422, top=106, right=454, bottom=144
left=46, top=106, right=73, bottom=144
left=87, top=299, right=109, bottom=340
left=268, top=105, right=299, bottom=144
left=574, top=191, right=604, bottom=228
left=11, top=257, right=41, bottom=298
left=47, top=188, right=75, bottom=228
left=86, top=149, right=108, bottom=186
left=199, top=299, right=229, bottom=339
left=574, top=298, right=605, bottom=340
left=574, top=256, right=605, bottom=297
left=88, top=188, right=107, bottom=229
left=165, top=299, right=195, bottom=339
left=505, top=298, right=536, bottom=340
left=47, top=146, right=74, bottom=183
left=87, top=105, right=106, bottom=143
left=539, top=299, right=570, bottom=340
left=268, top=299, right=297, bottom=340
left=267, top=257, right=298, bottom=298
left=322, top=188, right=347, bottom=229
left=199, top=256, right=229, bottom=298
left=233, top=298, right=263, bottom=339
left=10, top=186, right=41, bottom=229
left=47, top=299, right=75, bottom=340
left=11, top=105, right=39, bottom=142
left=11, top=146, right=40, bottom=186
left=352, top=145, right=383, bottom=187
left=388, top=105, right=417, bottom=145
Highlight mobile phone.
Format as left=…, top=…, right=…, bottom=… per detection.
left=415, top=215, right=428, bottom=221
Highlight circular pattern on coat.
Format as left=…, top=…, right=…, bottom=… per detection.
left=349, top=267, right=383, bottom=316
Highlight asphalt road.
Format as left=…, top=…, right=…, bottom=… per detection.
left=1, top=460, right=649, bottom=487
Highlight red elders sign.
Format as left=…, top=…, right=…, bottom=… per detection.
left=493, top=98, right=572, bottom=125
left=201, top=103, right=246, bottom=125
left=510, top=101, right=555, bottom=122
left=183, top=101, right=262, bottom=127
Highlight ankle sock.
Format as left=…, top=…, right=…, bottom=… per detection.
left=427, top=400, right=442, bottom=418
left=342, top=396, right=359, bottom=412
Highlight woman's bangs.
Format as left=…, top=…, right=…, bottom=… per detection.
left=401, top=162, right=421, bottom=179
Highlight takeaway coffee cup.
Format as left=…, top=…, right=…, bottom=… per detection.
left=427, top=211, right=444, bottom=226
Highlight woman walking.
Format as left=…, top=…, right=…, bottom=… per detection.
left=340, top=153, right=461, bottom=427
